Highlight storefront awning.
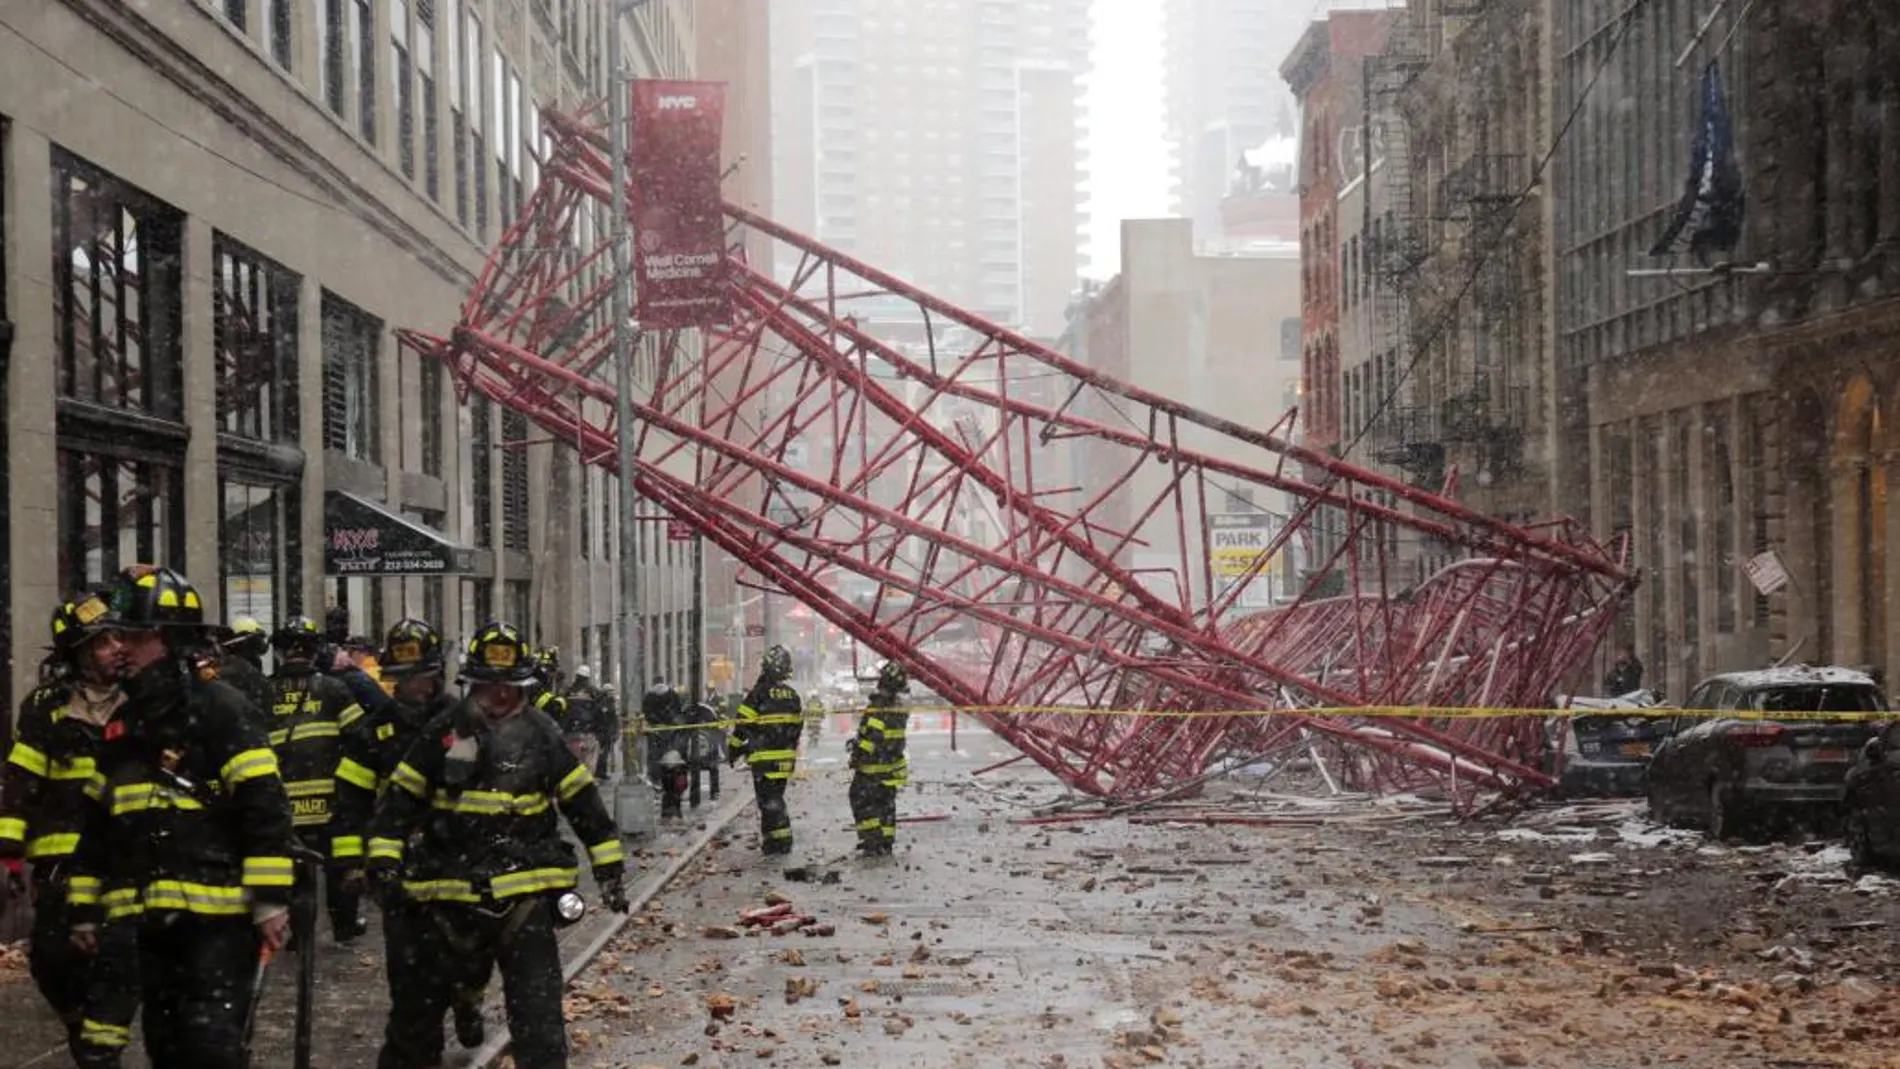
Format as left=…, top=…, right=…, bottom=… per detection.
left=323, top=491, right=475, bottom=576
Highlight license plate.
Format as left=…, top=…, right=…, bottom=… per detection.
left=1812, top=747, right=1850, bottom=762
left=1619, top=742, right=1651, bottom=757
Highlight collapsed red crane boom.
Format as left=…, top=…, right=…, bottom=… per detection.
left=400, top=102, right=1634, bottom=805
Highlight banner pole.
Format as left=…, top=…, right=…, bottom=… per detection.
left=609, top=1, right=649, bottom=786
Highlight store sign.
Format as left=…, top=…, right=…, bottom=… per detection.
left=1210, top=513, right=1277, bottom=611
left=631, top=79, right=731, bottom=328
left=323, top=492, right=475, bottom=577
left=1743, top=550, right=1790, bottom=596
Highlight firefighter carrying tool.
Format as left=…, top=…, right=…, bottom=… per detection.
left=0, top=591, right=133, bottom=1067
left=366, top=621, right=628, bottom=1069
left=728, top=645, right=804, bottom=856
left=268, top=615, right=368, bottom=943
left=849, top=661, right=912, bottom=857
left=67, top=564, right=297, bottom=1069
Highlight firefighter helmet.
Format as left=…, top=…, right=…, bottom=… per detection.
left=761, top=644, right=793, bottom=681
left=877, top=660, right=910, bottom=694
left=270, top=615, right=324, bottom=653
left=462, top=622, right=537, bottom=685
left=48, top=589, right=120, bottom=659
left=381, top=618, right=444, bottom=677
left=220, top=615, right=270, bottom=661
left=643, top=681, right=683, bottom=722
left=106, top=565, right=206, bottom=632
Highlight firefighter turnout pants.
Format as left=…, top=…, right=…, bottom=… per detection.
left=748, top=758, right=795, bottom=853
left=379, top=899, right=567, bottom=1069
left=138, top=914, right=258, bottom=1069
left=848, top=770, right=903, bottom=851
left=296, top=828, right=362, bottom=941
left=31, top=876, right=137, bottom=1067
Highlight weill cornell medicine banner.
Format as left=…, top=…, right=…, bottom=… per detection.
left=631, top=80, right=732, bottom=329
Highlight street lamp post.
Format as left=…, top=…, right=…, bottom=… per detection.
left=609, top=0, right=655, bottom=831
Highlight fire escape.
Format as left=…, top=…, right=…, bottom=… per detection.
left=398, top=98, right=1633, bottom=807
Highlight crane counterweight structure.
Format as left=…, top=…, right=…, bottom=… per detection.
left=399, top=101, right=1635, bottom=807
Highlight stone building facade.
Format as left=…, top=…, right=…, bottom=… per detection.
left=0, top=0, right=761, bottom=714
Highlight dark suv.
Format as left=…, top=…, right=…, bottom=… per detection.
left=1644, top=667, right=1885, bottom=840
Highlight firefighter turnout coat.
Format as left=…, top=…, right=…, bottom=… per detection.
left=367, top=701, right=624, bottom=905
left=729, top=680, right=803, bottom=774
left=66, top=672, right=296, bottom=927
left=0, top=683, right=121, bottom=868
left=267, top=666, right=364, bottom=839
left=330, top=690, right=454, bottom=865
left=852, top=691, right=910, bottom=786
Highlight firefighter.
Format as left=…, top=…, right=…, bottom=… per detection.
left=366, top=622, right=629, bottom=1069
left=331, top=618, right=490, bottom=1060
left=67, top=564, right=296, bottom=1069
left=529, top=646, right=571, bottom=725
left=215, top=616, right=275, bottom=728
left=564, top=666, right=616, bottom=779
left=268, top=616, right=368, bottom=943
left=849, top=661, right=912, bottom=857
left=0, top=591, right=134, bottom=1066
left=685, top=691, right=724, bottom=806
left=727, top=645, right=803, bottom=856
left=643, top=683, right=689, bottom=818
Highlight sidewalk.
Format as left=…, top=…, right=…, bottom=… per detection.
left=0, top=778, right=742, bottom=1069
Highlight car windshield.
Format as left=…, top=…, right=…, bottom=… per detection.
left=1748, top=685, right=1883, bottom=713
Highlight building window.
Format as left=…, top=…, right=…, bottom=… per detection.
left=470, top=394, right=494, bottom=547
left=354, top=0, right=377, bottom=143
left=213, top=235, right=300, bottom=443
left=223, top=0, right=247, bottom=31
left=393, top=0, right=414, bottom=178
left=321, top=292, right=381, bottom=462
left=57, top=450, right=186, bottom=593
left=501, top=409, right=530, bottom=551
left=419, top=355, right=444, bottom=477
left=320, top=0, right=346, bottom=116
left=219, top=478, right=297, bottom=633
left=419, top=0, right=440, bottom=201
left=505, top=578, right=531, bottom=634
left=464, top=7, right=483, bottom=233
left=52, top=151, right=185, bottom=421
left=268, top=0, right=293, bottom=67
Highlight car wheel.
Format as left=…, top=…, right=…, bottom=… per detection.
left=1847, top=810, right=1879, bottom=870
left=1708, top=782, right=1743, bottom=841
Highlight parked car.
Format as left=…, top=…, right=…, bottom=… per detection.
left=1542, top=691, right=1671, bottom=797
left=1842, top=721, right=1900, bottom=867
left=1645, top=666, right=1886, bottom=840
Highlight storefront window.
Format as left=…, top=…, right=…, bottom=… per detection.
left=57, top=450, right=185, bottom=592
left=219, top=480, right=294, bottom=632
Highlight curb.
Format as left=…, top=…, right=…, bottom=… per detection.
left=469, top=791, right=755, bottom=1067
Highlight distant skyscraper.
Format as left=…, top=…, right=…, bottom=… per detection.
left=1164, top=0, right=1308, bottom=242
left=771, top=0, right=1092, bottom=338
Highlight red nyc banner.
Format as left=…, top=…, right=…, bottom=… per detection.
left=630, top=80, right=731, bottom=329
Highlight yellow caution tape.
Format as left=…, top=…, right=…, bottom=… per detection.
left=620, top=704, right=1898, bottom=734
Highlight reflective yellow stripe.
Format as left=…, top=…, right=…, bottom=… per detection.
left=221, top=748, right=279, bottom=787
left=67, top=876, right=102, bottom=905
left=242, top=856, right=296, bottom=888
left=390, top=763, right=429, bottom=797
left=26, top=832, right=81, bottom=859
left=737, top=704, right=760, bottom=721
left=400, top=878, right=480, bottom=903
left=338, top=704, right=365, bottom=730
left=367, top=837, right=405, bottom=862
left=83, top=774, right=105, bottom=803
left=765, top=827, right=793, bottom=840
left=857, top=738, right=876, bottom=752
left=102, top=888, right=143, bottom=921
left=285, top=778, right=335, bottom=799
left=79, top=1019, right=132, bottom=1048
left=855, top=816, right=882, bottom=831
left=6, top=742, right=49, bottom=777
left=0, top=816, right=26, bottom=844
left=48, top=757, right=97, bottom=780
left=429, top=790, right=550, bottom=816
left=747, top=749, right=797, bottom=764
left=858, top=761, right=905, bottom=775
left=883, top=729, right=907, bottom=739
left=489, top=867, right=578, bottom=898
left=270, top=720, right=343, bottom=747
left=556, top=764, right=594, bottom=802
left=332, top=836, right=365, bottom=860
left=587, top=839, right=624, bottom=866
left=336, top=758, right=378, bottom=791
left=142, top=880, right=248, bottom=916
left=110, top=784, right=204, bottom=815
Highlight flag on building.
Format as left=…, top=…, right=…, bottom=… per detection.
left=1649, top=60, right=1745, bottom=261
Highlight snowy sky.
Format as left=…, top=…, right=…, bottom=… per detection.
left=1082, top=1, right=1170, bottom=278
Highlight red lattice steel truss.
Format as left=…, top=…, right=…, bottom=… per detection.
left=399, top=105, right=1635, bottom=805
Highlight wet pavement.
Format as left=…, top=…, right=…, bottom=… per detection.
left=565, top=723, right=1900, bottom=1069
left=7, top=718, right=1900, bottom=1067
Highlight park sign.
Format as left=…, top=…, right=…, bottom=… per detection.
left=1209, top=513, right=1276, bottom=610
